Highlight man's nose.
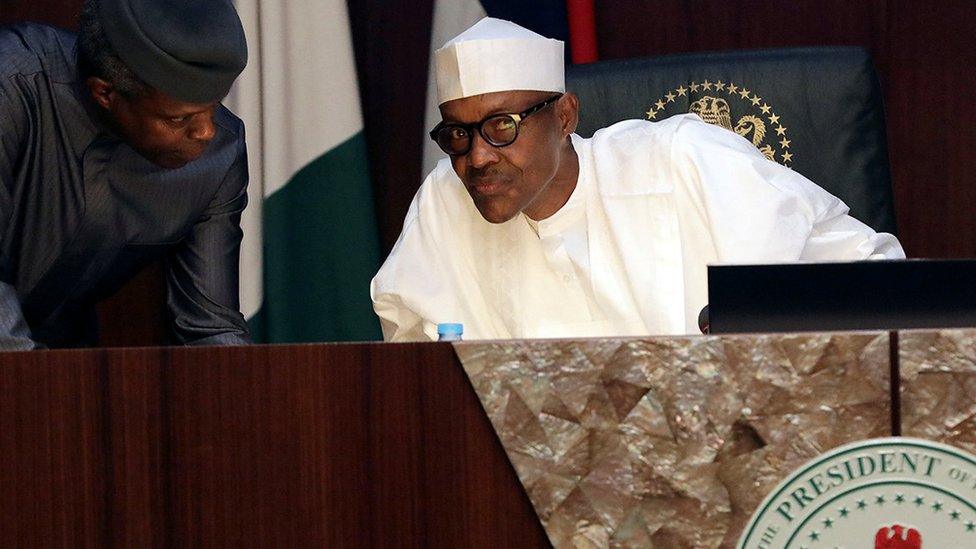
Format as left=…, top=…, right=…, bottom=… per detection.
left=188, top=112, right=216, bottom=143
left=466, top=131, right=499, bottom=169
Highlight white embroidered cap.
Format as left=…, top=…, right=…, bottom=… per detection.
left=434, top=17, right=565, bottom=105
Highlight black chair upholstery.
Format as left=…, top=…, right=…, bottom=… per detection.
left=566, top=47, right=897, bottom=234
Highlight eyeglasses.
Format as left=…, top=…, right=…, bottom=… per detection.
left=429, top=94, right=563, bottom=156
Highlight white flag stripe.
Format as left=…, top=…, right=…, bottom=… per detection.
left=421, top=0, right=487, bottom=177
left=227, top=0, right=264, bottom=319
left=228, top=0, right=368, bottom=319
left=258, top=0, right=365, bottom=198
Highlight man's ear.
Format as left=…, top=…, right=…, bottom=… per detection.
left=86, top=76, right=115, bottom=110
left=558, top=92, right=580, bottom=137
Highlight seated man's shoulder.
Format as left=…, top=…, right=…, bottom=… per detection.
left=587, top=114, right=733, bottom=159
left=583, top=114, right=773, bottom=197
left=590, top=117, right=673, bottom=147
left=583, top=116, right=697, bottom=191
left=214, top=105, right=245, bottom=139
left=212, top=105, right=248, bottom=164
left=591, top=114, right=757, bottom=159
left=0, top=23, right=76, bottom=80
left=668, top=112, right=762, bottom=158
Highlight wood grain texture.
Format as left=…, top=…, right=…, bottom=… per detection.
left=0, top=350, right=107, bottom=546
left=884, top=0, right=976, bottom=258
left=0, top=343, right=550, bottom=547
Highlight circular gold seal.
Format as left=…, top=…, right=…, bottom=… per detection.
left=738, top=437, right=976, bottom=548
left=646, top=80, right=793, bottom=167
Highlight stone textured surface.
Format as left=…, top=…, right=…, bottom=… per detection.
left=454, top=333, right=891, bottom=548
left=901, top=329, right=976, bottom=453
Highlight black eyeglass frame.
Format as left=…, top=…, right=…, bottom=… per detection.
left=428, top=94, right=564, bottom=156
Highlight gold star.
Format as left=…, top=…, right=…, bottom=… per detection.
left=666, top=91, right=676, bottom=102
left=646, top=109, right=658, bottom=120
left=769, top=113, right=780, bottom=124
left=676, top=85, right=688, bottom=96
left=760, top=104, right=772, bottom=114
left=690, top=82, right=700, bottom=92
left=782, top=151, right=793, bottom=162
left=750, top=95, right=761, bottom=106
left=739, top=88, right=751, bottom=99
left=727, top=83, right=738, bottom=94
left=715, top=80, right=725, bottom=90
left=775, top=125, right=787, bottom=136
left=780, top=137, right=791, bottom=148
left=655, top=99, right=666, bottom=110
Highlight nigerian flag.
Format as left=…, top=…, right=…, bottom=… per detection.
left=227, top=0, right=381, bottom=342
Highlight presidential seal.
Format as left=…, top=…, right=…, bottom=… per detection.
left=738, top=438, right=976, bottom=548
left=645, top=80, right=794, bottom=167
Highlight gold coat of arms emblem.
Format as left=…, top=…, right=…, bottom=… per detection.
left=646, top=80, right=794, bottom=166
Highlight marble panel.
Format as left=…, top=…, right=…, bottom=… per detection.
left=455, top=333, right=891, bottom=548
left=900, top=329, right=976, bottom=453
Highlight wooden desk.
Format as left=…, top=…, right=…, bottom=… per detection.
left=0, top=343, right=549, bottom=547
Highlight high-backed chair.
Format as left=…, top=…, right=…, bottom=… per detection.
left=566, top=47, right=897, bottom=234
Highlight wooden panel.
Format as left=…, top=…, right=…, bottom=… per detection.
left=884, top=0, right=976, bottom=258
left=0, top=350, right=107, bottom=547
left=594, top=0, right=887, bottom=62
left=0, top=343, right=550, bottom=547
left=95, top=263, right=168, bottom=347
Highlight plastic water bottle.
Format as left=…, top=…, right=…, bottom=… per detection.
left=437, top=323, right=463, bottom=341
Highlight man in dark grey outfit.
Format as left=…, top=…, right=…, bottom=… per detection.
left=0, top=0, right=253, bottom=348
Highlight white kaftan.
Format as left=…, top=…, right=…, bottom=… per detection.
left=370, top=114, right=905, bottom=341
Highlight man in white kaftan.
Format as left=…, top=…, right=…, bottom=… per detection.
left=370, top=18, right=905, bottom=342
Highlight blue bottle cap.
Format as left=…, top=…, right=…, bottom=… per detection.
left=437, top=323, right=464, bottom=336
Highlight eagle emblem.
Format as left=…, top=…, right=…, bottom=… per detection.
left=689, top=97, right=776, bottom=162
left=647, top=81, right=792, bottom=166
left=876, top=524, right=922, bottom=548
left=689, top=96, right=732, bottom=129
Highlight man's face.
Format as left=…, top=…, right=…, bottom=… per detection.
left=88, top=79, right=218, bottom=169
left=439, top=90, right=578, bottom=223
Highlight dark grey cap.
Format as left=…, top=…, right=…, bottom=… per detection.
left=98, top=0, right=247, bottom=103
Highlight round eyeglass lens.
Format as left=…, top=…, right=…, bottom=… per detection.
left=483, top=116, right=518, bottom=146
left=437, top=126, right=471, bottom=155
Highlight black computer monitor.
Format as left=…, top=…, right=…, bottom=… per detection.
left=707, top=259, right=976, bottom=334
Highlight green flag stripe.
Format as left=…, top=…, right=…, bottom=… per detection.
left=249, top=132, right=381, bottom=343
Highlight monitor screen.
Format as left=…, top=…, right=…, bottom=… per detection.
left=707, top=259, right=976, bottom=334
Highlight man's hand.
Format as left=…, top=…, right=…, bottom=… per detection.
left=875, top=525, right=922, bottom=549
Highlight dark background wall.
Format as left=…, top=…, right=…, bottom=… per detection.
left=592, top=0, right=975, bottom=261
left=2, top=0, right=974, bottom=345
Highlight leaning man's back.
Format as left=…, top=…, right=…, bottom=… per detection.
left=0, top=0, right=252, bottom=349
